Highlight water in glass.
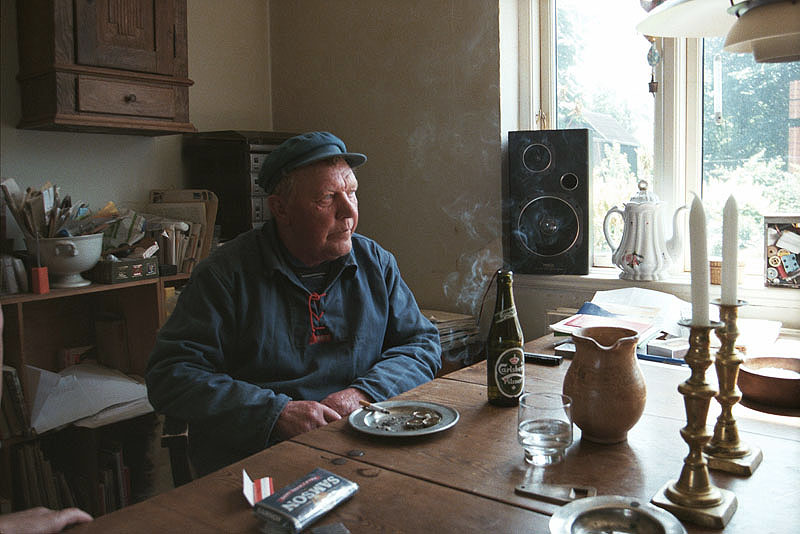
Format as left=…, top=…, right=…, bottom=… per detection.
left=517, top=393, right=573, bottom=466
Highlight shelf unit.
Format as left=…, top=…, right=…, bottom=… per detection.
left=1, top=274, right=187, bottom=378
left=0, top=274, right=188, bottom=514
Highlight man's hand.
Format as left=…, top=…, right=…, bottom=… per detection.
left=321, top=387, right=371, bottom=417
left=273, top=400, right=341, bottom=440
left=0, top=506, right=92, bottom=533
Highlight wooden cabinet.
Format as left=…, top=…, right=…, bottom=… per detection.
left=0, top=275, right=187, bottom=514
left=16, top=0, right=195, bottom=135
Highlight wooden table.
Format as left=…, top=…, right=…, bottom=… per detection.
left=70, top=336, right=799, bottom=533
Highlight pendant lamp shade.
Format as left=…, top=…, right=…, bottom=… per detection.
left=636, top=0, right=800, bottom=63
left=723, top=2, right=800, bottom=62
left=636, top=0, right=735, bottom=38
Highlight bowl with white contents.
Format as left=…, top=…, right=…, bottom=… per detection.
left=738, top=357, right=800, bottom=409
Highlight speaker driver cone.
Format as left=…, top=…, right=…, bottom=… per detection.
left=522, top=143, right=552, bottom=173
left=515, top=196, right=580, bottom=257
left=560, top=172, right=579, bottom=191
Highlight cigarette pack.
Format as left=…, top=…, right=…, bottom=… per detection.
left=646, top=337, right=689, bottom=359
left=254, top=468, right=358, bottom=534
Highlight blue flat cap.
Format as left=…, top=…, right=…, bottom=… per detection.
left=257, top=131, right=367, bottom=194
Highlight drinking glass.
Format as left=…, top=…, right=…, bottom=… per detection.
left=517, top=392, right=573, bottom=466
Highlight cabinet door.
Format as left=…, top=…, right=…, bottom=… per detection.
left=74, top=0, right=175, bottom=75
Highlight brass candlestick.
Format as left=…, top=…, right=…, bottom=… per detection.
left=704, top=299, right=762, bottom=475
left=652, top=320, right=737, bottom=529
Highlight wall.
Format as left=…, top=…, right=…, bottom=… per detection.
left=3, top=1, right=794, bottom=338
left=186, top=0, right=271, bottom=130
left=269, top=0, right=504, bottom=315
left=269, top=1, right=799, bottom=339
left=0, top=0, right=272, bottom=250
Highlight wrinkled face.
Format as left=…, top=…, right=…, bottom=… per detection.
left=268, top=158, right=359, bottom=266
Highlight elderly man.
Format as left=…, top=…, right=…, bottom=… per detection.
left=146, top=131, right=441, bottom=476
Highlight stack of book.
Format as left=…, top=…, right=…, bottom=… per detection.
left=11, top=441, right=78, bottom=511
left=2, top=365, right=133, bottom=515
left=1, top=365, right=31, bottom=439
left=140, top=219, right=201, bottom=274
left=0, top=254, right=28, bottom=295
left=421, top=309, right=481, bottom=352
left=97, top=441, right=131, bottom=515
left=143, top=189, right=218, bottom=274
left=1, top=368, right=79, bottom=511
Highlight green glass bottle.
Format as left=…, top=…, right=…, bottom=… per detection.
left=486, top=269, right=525, bottom=406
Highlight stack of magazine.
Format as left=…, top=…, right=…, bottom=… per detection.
left=421, top=309, right=481, bottom=351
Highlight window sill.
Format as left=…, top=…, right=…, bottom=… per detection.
left=515, top=267, right=800, bottom=330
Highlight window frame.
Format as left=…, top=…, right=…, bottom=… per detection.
left=514, top=0, right=799, bottom=330
left=521, top=0, right=708, bottom=271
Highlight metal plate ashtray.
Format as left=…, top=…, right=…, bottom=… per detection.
left=549, top=496, right=686, bottom=534
left=348, top=400, right=459, bottom=437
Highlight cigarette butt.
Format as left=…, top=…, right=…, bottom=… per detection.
left=359, top=399, right=391, bottom=414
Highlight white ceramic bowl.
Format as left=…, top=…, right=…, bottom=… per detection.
left=26, top=233, right=104, bottom=288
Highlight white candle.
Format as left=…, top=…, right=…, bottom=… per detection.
left=689, top=195, right=709, bottom=325
left=721, top=195, right=738, bottom=305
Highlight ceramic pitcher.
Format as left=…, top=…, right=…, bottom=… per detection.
left=562, top=326, right=646, bottom=443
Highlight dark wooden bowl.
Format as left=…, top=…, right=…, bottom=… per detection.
left=739, top=357, right=800, bottom=409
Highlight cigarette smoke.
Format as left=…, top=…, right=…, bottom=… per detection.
left=441, top=195, right=503, bottom=315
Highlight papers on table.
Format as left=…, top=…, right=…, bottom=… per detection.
left=549, top=288, right=686, bottom=360
left=548, top=287, right=784, bottom=359
left=589, top=287, right=691, bottom=338
left=550, top=313, right=661, bottom=343
left=25, top=361, right=152, bottom=434
left=549, top=287, right=684, bottom=346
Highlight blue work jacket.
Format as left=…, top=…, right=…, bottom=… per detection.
left=146, top=221, right=441, bottom=475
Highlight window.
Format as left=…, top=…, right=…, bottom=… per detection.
left=526, top=0, right=800, bottom=274
left=552, top=0, right=655, bottom=267
left=701, top=37, right=800, bottom=274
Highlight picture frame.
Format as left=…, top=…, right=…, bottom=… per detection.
left=764, top=215, right=800, bottom=289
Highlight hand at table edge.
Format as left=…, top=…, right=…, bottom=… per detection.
left=321, top=387, right=372, bottom=417
left=0, top=506, right=93, bottom=534
left=273, top=400, right=341, bottom=440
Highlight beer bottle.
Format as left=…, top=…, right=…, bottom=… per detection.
left=486, top=269, right=525, bottom=406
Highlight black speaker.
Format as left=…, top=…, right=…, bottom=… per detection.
left=506, top=129, right=590, bottom=275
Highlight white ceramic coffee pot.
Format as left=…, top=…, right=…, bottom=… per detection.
left=602, top=180, right=686, bottom=281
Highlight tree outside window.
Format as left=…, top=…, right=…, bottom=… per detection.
left=550, top=0, right=799, bottom=274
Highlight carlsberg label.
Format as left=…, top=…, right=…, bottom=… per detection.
left=493, top=307, right=517, bottom=323
left=494, top=347, right=524, bottom=397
